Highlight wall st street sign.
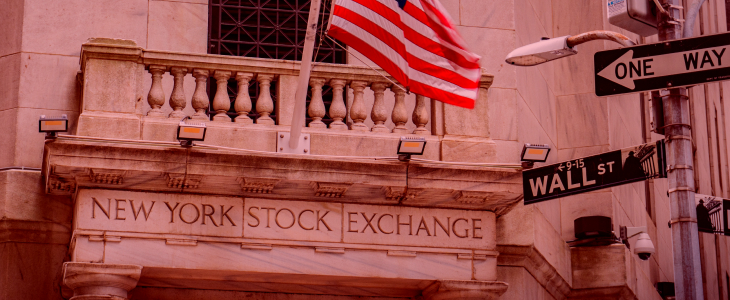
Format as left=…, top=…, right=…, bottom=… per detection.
left=523, top=141, right=667, bottom=205
left=595, top=32, right=730, bottom=96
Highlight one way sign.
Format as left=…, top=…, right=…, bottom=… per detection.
left=595, top=32, right=730, bottom=96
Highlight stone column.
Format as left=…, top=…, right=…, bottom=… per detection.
left=422, top=280, right=508, bottom=300
left=63, top=262, right=143, bottom=300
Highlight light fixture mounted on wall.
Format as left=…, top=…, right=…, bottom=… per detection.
left=520, top=143, right=551, bottom=169
left=397, top=136, right=426, bottom=162
left=177, top=117, right=207, bottom=147
left=39, top=114, right=68, bottom=139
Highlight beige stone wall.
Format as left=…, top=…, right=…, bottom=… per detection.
left=3, top=0, right=730, bottom=299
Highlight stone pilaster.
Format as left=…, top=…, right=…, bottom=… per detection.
left=422, top=280, right=508, bottom=300
left=63, top=262, right=142, bottom=300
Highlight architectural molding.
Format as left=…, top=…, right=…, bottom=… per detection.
left=63, top=262, right=143, bottom=300
left=497, top=245, right=572, bottom=300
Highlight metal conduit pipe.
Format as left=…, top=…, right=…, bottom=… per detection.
left=682, top=0, right=706, bottom=38
left=566, top=30, right=636, bottom=48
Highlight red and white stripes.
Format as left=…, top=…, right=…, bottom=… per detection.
left=328, top=0, right=481, bottom=109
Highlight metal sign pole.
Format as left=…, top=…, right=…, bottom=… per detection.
left=658, top=1, right=704, bottom=298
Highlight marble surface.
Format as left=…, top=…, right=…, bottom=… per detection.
left=76, top=189, right=243, bottom=238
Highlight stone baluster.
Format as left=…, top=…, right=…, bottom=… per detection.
left=391, top=85, right=408, bottom=133
left=168, top=67, right=188, bottom=118
left=234, top=72, right=254, bottom=124
left=256, top=74, right=275, bottom=125
left=308, top=77, right=327, bottom=128
left=147, top=65, right=166, bottom=117
left=350, top=80, right=369, bottom=131
left=63, top=262, right=143, bottom=300
left=191, top=69, right=210, bottom=120
left=328, top=79, right=348, bottom=130
left=370, top=82, right=390, bottom=133
left=412, top=94, right=430, bottom=135
left=212, top=70, right=232, bottom=122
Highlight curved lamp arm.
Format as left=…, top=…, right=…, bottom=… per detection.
left=566, top=31, right=636, bottom=48
left=505, top=31, right=636, bottom=66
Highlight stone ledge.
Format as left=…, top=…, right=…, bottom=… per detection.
left=43, top=138, right=522, bottom=212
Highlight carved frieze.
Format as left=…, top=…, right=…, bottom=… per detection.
left=382, top=186, right=420, bottom=202
left=238, top=177, right=279, bottom=194
left=49, top=179, right=76, bottom=194
left=166, top=173, right=202, bottom=189
left=311, top=182, right=352, bottom=198
left=455, top=191, right=495, bottom=204
left=89, top=169, right=126, bottom=185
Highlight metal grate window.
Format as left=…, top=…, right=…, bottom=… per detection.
left=208, top=0, right=347, bottom=123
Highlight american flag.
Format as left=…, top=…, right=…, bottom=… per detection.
left=327, top=0, right=481, bottom=109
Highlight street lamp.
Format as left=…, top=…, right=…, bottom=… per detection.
left=505, top=31, right=635, bottom=66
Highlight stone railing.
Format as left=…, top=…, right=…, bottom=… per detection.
left=77, top=38, right=495, bottom=160
left=144, top=61, right=431, bottom=134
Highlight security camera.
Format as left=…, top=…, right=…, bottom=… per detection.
left=634, top=232, right=655, bottom=261
left=620, top=226, right=655, bottom=261
left=504, top=36, right=577, bottom=66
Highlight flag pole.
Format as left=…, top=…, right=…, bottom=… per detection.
left=289, top=0, right=322, bottom=150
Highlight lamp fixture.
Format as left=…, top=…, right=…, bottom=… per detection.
left=177, top=117, right=206, bottom=147
left=39, top=114, right=68, bottom=139
left=505, top=31, right=635, bottom=66
left=520, top=143, right=551, bottom=168
left=397, top=136, right=426, bottom=162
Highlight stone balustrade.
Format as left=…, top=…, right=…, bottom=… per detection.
left=77, top=38, right=495, bottom=161
left=140, top=55, right=436, bottom=135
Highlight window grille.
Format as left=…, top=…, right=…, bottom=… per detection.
left=208, top=0, right=347, bottom=123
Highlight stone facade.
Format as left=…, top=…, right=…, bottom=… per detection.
left=3, top=0, right=730, bottom=300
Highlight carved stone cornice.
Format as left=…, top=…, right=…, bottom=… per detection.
left=43, top=138, right=522, bottom=212
left=89, top=169, right=126, bottom=185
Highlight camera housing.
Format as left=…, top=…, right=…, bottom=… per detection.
left=633, top=232, right=655, bottom=260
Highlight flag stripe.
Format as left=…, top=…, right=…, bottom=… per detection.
left=354, top=0, right=479, bottom=69
left=334, top=4, right=477, bottom=89
left=329, top=0, right=481, bottom=109
left=328, top=24, right=409, bottom=85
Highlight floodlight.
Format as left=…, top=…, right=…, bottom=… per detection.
left=521, top=143, right=550, bottom=162
left=397, top=136, right=426, bottom=161
left=177, top=117, right=206, bottom=147
left=39, top=114, right=68, bottom=138
left=505, top=36, right=576, bottom=66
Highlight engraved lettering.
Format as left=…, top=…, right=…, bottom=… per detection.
left=298, top=209, right=315, bottom=230
left=202, top=204, right=218, bottom=227
left=220, top=205, right=236, bottom=226
left=317, top=210, right=332, bottom=231
left=453, top=218, right=469, bottom=238
left=115, top=199, right=126, bottom=220
left=361, top=212, right=378, bottom=234
left=347, top=212, right=358, bottom=233
left=92, top=197, right=111, bottom=219
left=415, top=216, right=431, bottom=236
left=247, top=206, right=260, bottom=227
left=434, top=216, right=450, bottom=237
left=261, top=207, right=276, bottom=228
left=378, top=214, right=394, bottom=234
left=179, top=203, right=200, bottom=224
left=129, top=200, right=155, bottom=221
left=397, top=214, right=412, bottom=235
left=164, top=202, right=180, bottom=223
left=472, top=218, right=483, bottom=239
left=275, top=208, right=296, bottom=229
